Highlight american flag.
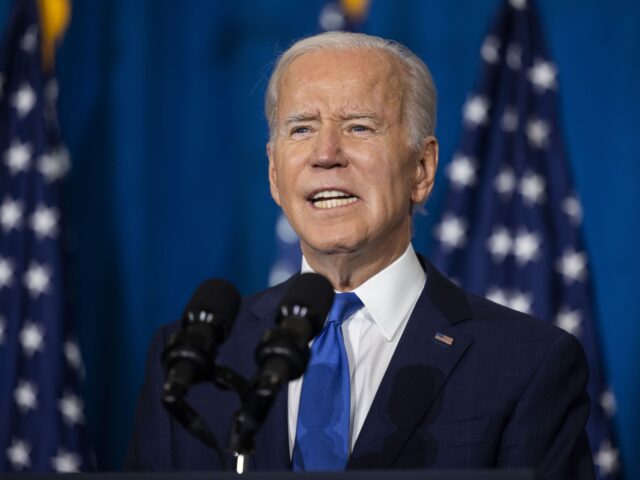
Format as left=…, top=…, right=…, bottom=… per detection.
left=0, top=0, right=90, bottom=472
left=431, top=0, right=620, bottom=477
left=268, top=0, right=370, bottom=286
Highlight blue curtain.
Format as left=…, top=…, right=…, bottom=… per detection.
left=1, top=0, right=638, bottom=476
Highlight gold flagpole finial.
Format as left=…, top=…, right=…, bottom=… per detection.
left=339, top=0, right=371, bottom=23
left=37, top=0, right=71, bottom=72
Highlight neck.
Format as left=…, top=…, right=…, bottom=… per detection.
left=301, top=238, right=411, bottom=291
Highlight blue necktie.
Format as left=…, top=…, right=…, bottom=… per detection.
left=292, top=292, right=363, bottom=471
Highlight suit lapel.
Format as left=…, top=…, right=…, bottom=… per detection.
left=348, top=260, right=475, bottom=469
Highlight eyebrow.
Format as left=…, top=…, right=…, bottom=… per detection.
left=284, top=113, right=319, bottom=126
left=283, top=111, right=381, bottom=125
left=339, top=112, right=380, bottom=121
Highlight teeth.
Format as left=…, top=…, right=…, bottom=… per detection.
left=312, top=190, right=352, bottom=200
left=314, top=197, right=358, bottom=209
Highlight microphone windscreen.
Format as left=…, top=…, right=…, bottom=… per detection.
left=281, top=273, right=334, bottom=325
left=184, top=279, right=242, bottom=332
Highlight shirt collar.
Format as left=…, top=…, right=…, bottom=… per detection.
left=300, top=244, right=426, bottom=341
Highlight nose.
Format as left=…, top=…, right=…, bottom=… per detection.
left=313, top=125, right=347, bottom=168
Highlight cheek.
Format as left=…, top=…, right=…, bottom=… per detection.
left=273, top=161, right=295, bottom=195
left=376, top=160, right=416, bottom=214
left=274, top=149, right=308, bottom=192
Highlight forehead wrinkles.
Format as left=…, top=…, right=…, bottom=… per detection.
left=276, top=49, right=406, bottom=124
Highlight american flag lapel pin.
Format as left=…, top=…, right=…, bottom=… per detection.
left=433, top=331, right=454, bottom=347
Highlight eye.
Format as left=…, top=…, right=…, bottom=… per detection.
left=291, top=126, right=310, bottom=135
left=350, top=124, right=371, bottom=133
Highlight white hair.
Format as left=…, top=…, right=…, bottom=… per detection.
left=265, top=31, right=437, bottom=150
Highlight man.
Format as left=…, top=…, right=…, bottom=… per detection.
left=127, top=32, right=594, bottom=478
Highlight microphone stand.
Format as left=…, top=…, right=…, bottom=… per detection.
left=229, top=367, right=285, bottom=473
left=163, top=363, right=282, bottom=474
left=161, top=364, right=249, bottom=472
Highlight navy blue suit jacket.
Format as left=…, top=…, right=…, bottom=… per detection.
left=126, top=259, right=594, bottom=479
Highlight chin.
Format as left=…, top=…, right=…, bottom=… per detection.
left=301, top=235, right=363, bottom=257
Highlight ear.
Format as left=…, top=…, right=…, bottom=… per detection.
left=411, top=136, right=439, bottom=204
left=267, top=143, right=282, bottom=206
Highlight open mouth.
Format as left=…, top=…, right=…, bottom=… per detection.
left=308, top=189, right=359, bottom=209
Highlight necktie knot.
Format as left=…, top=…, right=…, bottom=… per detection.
left=327, top=292, right=363, bottom=326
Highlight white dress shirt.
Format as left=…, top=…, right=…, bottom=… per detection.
left=287, top=244, right=427, bottom=456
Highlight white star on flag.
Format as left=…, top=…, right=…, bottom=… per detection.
left=269, top=262, right=295, bottom=287
left=433, top=215, right=467, bottom=250
left=6, top=439, right=31, bottom=470
left=501, top=106, right=519, bottom=132
left=50, top=449, right=82, bottom=473
left=38, top=147, right=71, bottom=182
left=446, top=154, right=477, bottom=189
left=506, top=43, right=522, bottom=70
left=509, top=291, right=532, bottom=314
left=509, top=0, right=527, bottom=9
left=23, top=262, right=51, bottom=297
left=562, top=195, right=583, bottom=226
left=463, top=95, right=490, bottom=127
left=554, top=306, right=582, bottom=336
left=519, top=171, right=546, bottom=205
left=64, top=339, right=84, bottom=372
left=513, top=230, right=541, bottom=265
left=487, top=226, right=512, bottom=261
left=486, top=288, right=532, bottom=314
left=494, top=166, right=516, bottom=197
left=486, top=287, right=509, bottom=307
left=594, top=440, right=620, bottom=477
left=4, top=141, right=32, bottom=174
left=19, top=321, right=45, bottom=357
left=556, top=249, right=588, bottom=283
left=0, top=256, right=14, bottom=289
left=44, top=78, right=59, bottom=103
left=0, top=197, right=24, bottom=232
left=275, top=214, right=298, bottom=244
left=526, top=117, right=551, bottom=149
left=10, top=83, right=36, bottom=118
left=14, top=380, right=38, bottom=413
left=528, top=59, right=557, bottom=92
left=481, top=35, right=501, bottom=64
left=318, top=2, right=346, bottom=31
left=59, top=392, right=85, bottom=426
left=0, top=315, right=6, bottom=344
left=30, top=205, right=59, bottom=239
left=20, top=24, right=38, bottom=53
left=599, top=389, right=617, bottom=417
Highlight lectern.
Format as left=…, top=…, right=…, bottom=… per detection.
left=14, top=470, right=537, bottom=480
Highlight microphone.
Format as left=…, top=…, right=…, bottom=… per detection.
left=255, top=272, right=335, bottom=390
left=229, top=273, right=334, bottom=458
left=161, top=279, right=241, bottom=466
left=162, top=279, right=241, bottom=397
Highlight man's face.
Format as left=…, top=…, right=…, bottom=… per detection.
left=268, top=48, right=437, bottom=265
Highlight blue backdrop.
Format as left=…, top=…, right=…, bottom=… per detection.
left=1, top=0, right=638, bottom=476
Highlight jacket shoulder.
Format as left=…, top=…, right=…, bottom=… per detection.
left=464, top=291, right=573, bottom=347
